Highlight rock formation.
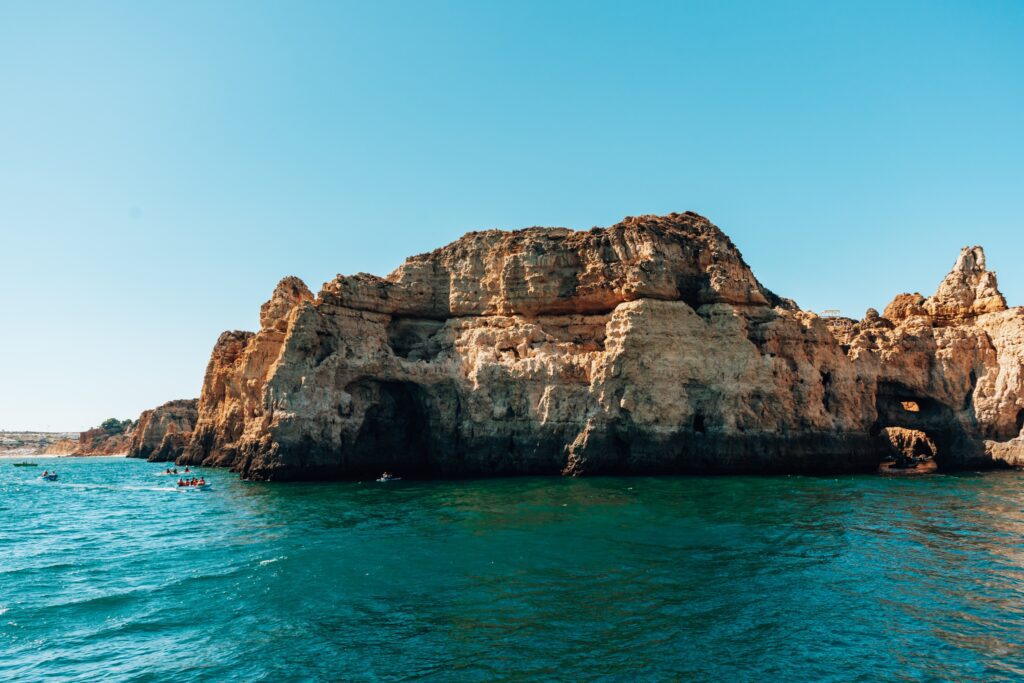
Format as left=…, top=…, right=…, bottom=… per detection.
left=176, top=213, right=1023, bottom=480
left=42, top=420, right=135, bottom=455
left=881, top=427, right=936, bottom=466
left=18, top=401, right=199, bottom=459
left=828, top=245, right=1024, bottom=468
left=126, top=399, right=199, bottom=462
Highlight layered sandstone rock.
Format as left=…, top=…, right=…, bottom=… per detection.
left=179, top=214, right=1023, bottom=480
left=126, top=399, right=199, bottom=462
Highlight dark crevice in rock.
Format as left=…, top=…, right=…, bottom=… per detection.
left=820, top=370, right=833, bottom=413
left=387, top=317, right=446, bottom=360
left=314, top=331, right=337, bottom=366
left=676, top=274, right=704, bottom=310
left=693, top=413, right=706, bottom=434
left=964, top=369, right=977, bottom=410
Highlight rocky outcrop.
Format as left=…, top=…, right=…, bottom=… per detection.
left=178, top=213, right=1024, bottom=480
left=13, top=401, right=199, bottom=460
left=42, top=421, right=135, bottom=455
left=926, top=246, right=1007, bottom=322
left=126, top=399, right=199, bottom=462
left=881, top=427, right=936, bottom=466
left=78, top=428, right=134, bottom=455
left=833, top=245, right=1024, bottom=467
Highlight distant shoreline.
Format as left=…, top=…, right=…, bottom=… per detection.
left=0, top=453, right=129, bottom=459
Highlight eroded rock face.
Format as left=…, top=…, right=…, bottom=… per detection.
left=882, top=427, right=936, bottom=465
left=927, top=246, right=1007, bottom=321
left=835, top=247, right=1024, bottom=468
left=127, top=399, right=199, bottom=462
left=179, top=213, right=1024, bottom=479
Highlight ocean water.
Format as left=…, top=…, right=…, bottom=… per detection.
left=2, top=458, right=1024, bottom=681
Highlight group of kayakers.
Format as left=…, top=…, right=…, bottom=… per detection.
left=163, top=466, right=191, bottom=475
left=33, top=467, right=208, bottom=487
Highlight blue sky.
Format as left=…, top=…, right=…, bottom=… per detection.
left=1, top=0, right=1022, bottom=430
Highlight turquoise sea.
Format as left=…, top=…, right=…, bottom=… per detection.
left=2, top=457, right=1024, bottom=681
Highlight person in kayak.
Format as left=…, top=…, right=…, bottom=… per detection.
left=198, top=477, right=206, bottom=485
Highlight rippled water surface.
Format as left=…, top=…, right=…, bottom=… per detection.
left=3, top=458, right=1024, bottom=681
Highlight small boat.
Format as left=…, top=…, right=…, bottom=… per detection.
left=39, top=474, right=58, bottom=481
left=177, top=482, right=210, bottom=491
left=376, top=472, right=401, bottom=482
left=13, top=462, right=37, bottom=467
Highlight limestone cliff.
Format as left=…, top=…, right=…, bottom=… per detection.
left=179, top=213, right=1023, bottom=480
left=829, top=245, right=1024, bottom=467
left=126, top=399, right=199, bottom=462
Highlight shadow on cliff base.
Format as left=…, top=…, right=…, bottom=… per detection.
left=871, top=381, right=990, bottom=470
left=565, top=421, right=881, bottom=477
left=232, top=379, right=1002, bottom=481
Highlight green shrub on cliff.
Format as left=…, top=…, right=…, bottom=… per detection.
left=100, top=418, right=128, bottom=434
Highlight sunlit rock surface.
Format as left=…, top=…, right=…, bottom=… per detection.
left=177, top=213, right=1023, bottom=479
left=126, top=399, right=199, bottom=462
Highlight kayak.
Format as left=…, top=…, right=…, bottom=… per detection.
left=39, top=474, right=58, bottom=481
left=376, top=475, right=401, bottom=482
left=177, top=483, right=211, bottom=491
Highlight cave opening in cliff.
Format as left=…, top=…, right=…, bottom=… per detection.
left=346, top=380, right=436, bottom=476
left=1017, top=409, right=1024, bottom=436
left=693, top=413, right=706, bottom=434
left=873, top=381, right=973, bottom=470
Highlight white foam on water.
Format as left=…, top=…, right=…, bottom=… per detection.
left=60, top=483, right=178, bottom=493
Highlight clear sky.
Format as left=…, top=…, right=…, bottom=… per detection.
left=1, top=1, right=1022, bottom=431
